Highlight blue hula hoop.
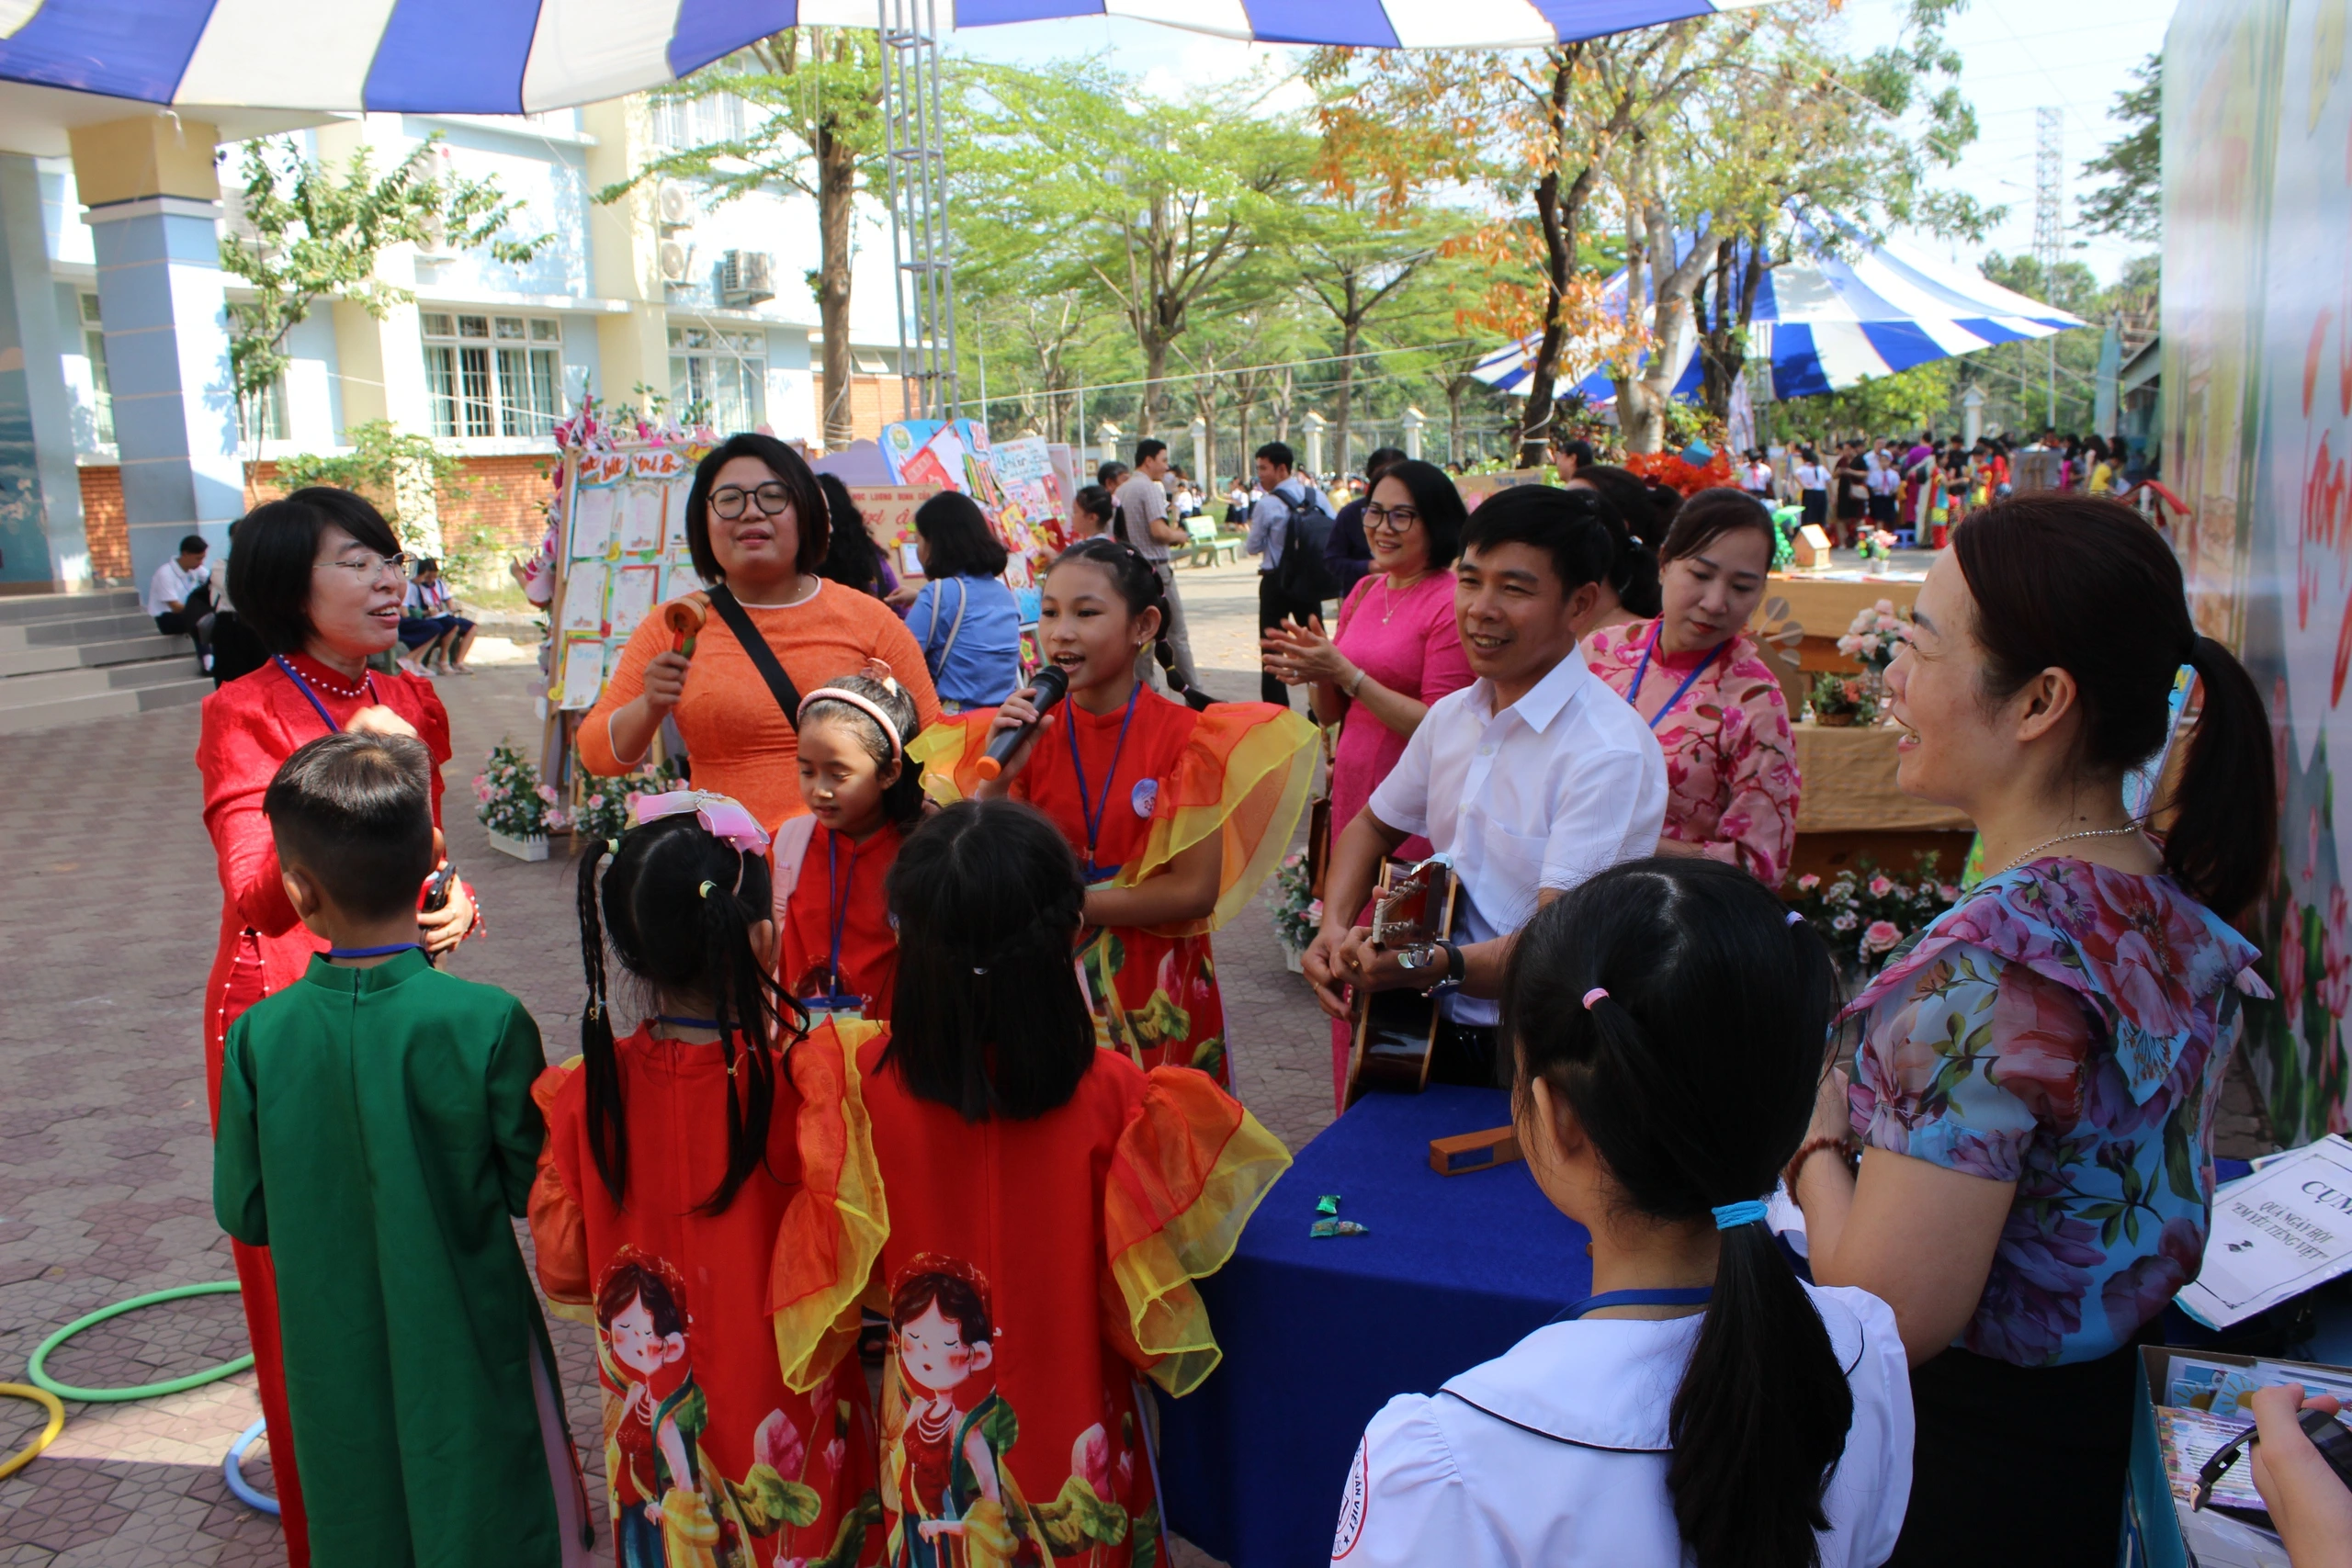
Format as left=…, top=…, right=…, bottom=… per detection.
left=223, top=1418, right=280, bottom=1515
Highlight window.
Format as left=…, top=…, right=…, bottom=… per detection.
left=650, top=94, right=746, bottom=153
left=422, top=312, right=563, bottom=437
left=241, top=374, right=289, bottom=444
left=853, top=350, right=891, bottom=375
left=80, top=292, right=112, bottom=445
left=669, top=325, right=765, bottom=432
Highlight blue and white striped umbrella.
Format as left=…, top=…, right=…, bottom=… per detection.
left=1471, top=231, right=2086, bottom=404
left=0, top=0, right=1771, bottom=115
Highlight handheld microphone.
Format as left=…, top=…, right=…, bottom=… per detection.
left=976, top=665, right=1069, bottom=780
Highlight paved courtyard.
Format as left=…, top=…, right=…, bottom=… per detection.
left=0, top=557, right=1331, bottom=1566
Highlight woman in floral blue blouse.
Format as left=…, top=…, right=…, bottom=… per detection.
left=1790, top=495, right=2276, bottom=1568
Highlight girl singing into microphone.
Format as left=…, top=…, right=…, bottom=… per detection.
left=910, top=538, right=1317, bottom=1081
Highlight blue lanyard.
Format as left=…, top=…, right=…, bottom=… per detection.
left=1064, top=683, right=1141, bottom=881
left=1552, top=1286, right=1713, bottom=1322
left=815, top=829, right=861, bottom=1009
left=655, top=1014, right=727, bottom=1032
left=275, top=654, right=370, bottom=734
left=328, top=942, right=418, bottom=960
left=1625, top=625, right=1727, bottom=732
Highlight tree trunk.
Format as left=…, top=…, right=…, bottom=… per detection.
left=1516, top=49, right=1585, bottom=468
left=1445, top=377, right=1469, bottom=465
left=1334, top=301, right=1362, bottom=472
left=1698, top=242, right=1766, bottom=422
left=816, top=114, right=857, bottom=448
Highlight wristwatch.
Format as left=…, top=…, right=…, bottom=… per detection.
left=1403, top=939, right=1464, bottom=994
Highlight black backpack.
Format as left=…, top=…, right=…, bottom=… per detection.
left=1272, top=482, right=1340, bottom=604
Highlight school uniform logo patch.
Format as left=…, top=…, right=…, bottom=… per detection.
left=1131, top=778, right=1159, bottom=818
left=1332, top=1436, right=1369, bottom=1558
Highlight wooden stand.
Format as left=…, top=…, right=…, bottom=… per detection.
left=1428, top=1126, right=1522, bottom=1177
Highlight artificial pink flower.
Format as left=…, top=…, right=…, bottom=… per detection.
left=1861, top=919, right=1903, bottom=953
left=1869, top=874, right=1894, bottom=898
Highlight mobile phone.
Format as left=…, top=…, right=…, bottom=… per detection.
left=419, top=860, right=458, bottom=914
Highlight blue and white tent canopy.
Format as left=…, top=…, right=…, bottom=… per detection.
left=0, top=0, right=1772, bottom=116
left=1471, top=232, right=2086, bottom=405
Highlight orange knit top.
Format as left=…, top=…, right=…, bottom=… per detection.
left=579, top=580, right=943, bottom=833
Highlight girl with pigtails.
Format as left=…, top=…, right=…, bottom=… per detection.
left=910, top=536, right=1317, bottom=1082
left=1339, top=857, right=1912, bottom=1567
left=528, top=790, right=884, bottom=1568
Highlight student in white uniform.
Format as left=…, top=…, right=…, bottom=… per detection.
left=1334, top=857, right=1914, bottom=1568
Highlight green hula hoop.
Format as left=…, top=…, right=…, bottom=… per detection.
left=28, top=1281, right=255, bottom=1402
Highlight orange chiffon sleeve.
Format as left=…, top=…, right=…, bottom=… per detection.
left=1103, top=1066, right=1291, bottom=1395
left=526, top=1059, right=593, bottom=1323
left=768, top=1019, right=891, bottom=1394
left=909, top=709, right=1001, bottom=806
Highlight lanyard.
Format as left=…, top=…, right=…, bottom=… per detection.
left=815, top=829, right=862, bottom=1010
left=1552, top=1286, right=1714, bottom=1323
left=275, top=654, right=370, bottom=734
left=328, top=942, right=418, bottom=960
left=1065, top=682, right=1141, bottom=881
left=1625, top=624, right=1726, bottom=732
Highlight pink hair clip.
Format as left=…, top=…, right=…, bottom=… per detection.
left=629, top=789, right=773, bottom=855
left=1581, top=987, right=1610, bottom=1010
left=858, top=656, right=902, bottom=696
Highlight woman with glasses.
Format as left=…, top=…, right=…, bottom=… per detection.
left=194, top=487, right=481, bottom=1567
left=582, top=433, right=941, bottom=834
left=1581, top=489, right=1800, bottom=889
left=1261, top=458, right=1476, bottom=1109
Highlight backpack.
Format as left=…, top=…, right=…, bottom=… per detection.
left=1272, top=480, right=1340, bottom=604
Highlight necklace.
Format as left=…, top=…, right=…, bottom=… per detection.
left=1375, top=569, right=1431, bottom=624
left=1992, top=821, right=2146, bottom=880
left=294, top=655, right=372, bottom=699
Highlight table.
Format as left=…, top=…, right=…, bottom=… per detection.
left=1157, top=1085, right=1590, bottom=1567
left=1793, top=722, right=1971, bottom=834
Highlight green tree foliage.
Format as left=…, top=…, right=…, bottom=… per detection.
left=2080, top=52, right=2161, bottom=244
left=602, top=31, right=887, bottom=446
left=220, top=134, right=543, bottom=458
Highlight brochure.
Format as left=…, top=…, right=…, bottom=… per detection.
left=2178, top=1135, right=2352, bottom=1329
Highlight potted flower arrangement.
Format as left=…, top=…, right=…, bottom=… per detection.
left=1837, top=598, right=1913, bottom=678
left=476, top=739, right=558, bottom=861
left=1270, top=852, right=1321, bottom=975
left=567, top=753, right=686, bottom=848
left=1786, top=854, right=1961, bottom=978
left=1807, top=671, right=1878, bottom=728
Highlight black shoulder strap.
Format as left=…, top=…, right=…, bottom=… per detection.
left=704, top=583, right=801, bottom=730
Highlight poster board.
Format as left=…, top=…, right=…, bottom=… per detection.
left=878, top=419, right=1071, bottom=644
left=1456, top=469, right=1553, bottom=511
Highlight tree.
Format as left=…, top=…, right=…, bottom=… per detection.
left=1283, top=177, right=1447, bottom=467
left=220, top=133, right=542, bottom=468
left=2081, top=52, right=2160, bottom=244
left=608, top=30, right=887, bottom=448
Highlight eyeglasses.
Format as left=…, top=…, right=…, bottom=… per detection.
left=318, top=552, right=411, bottom=582
left=1363, top=505, right=1423, bottom=535
left=710, top=482, right=793, bottom=520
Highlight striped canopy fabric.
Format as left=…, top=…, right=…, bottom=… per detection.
left=1471, top=231, right=2086, bottom=405
left=0, top=0, right=1769, bottom=116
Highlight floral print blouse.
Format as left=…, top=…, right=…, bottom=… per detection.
left=1842, top=860, right=2268, bottom=1367
left=1585, top=619, right=1801, bottom=887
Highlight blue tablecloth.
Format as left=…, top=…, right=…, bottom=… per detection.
left=1158, top=1085, right=1592, bottom=1568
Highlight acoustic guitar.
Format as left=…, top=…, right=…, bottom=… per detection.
left=1342, top=854, right=1461, bottom=1107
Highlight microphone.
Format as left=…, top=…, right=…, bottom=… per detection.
left=976, top=664, right=1069, bottom=780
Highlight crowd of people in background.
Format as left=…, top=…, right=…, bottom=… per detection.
left=1766, top=428, right=2142, bottom=548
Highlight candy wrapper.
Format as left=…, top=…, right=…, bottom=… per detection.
left=1311, top=1219, right=1370, bottom=1238
left=1316, top=1195, right=1340, bottom=1216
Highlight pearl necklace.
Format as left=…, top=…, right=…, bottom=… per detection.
left=1992, top=821, right=2146, bottom=880
left=296, top=657, right=372, bottom=700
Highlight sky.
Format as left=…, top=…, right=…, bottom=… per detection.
left=944, top=0, right=2175, bottom=288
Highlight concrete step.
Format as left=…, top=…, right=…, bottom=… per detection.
left=0, top=611, right=165, bottom=649
left=0, top=590, right=142, bottom=626
left=0, top=630, right=185, bottom=673
left=0, top=654, right=207, bottom=707
left=0, top=672, right=211, bottom=734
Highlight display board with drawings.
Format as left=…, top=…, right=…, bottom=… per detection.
left=877, top=422, right=1071, bottom=668
left=539, top=441, right=706, bottom=786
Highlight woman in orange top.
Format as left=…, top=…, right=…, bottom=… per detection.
left=582, top=434, right=941, bottom=834
left=769, top=801, right=1288, bottom=1568
left=532, top=792, right=881, bottom=1567
left=197, top=488, right=480, bottom=1566
left=775, top=666, right=923, bottom=1021
left=912, top=538, right=1317, bottom=1083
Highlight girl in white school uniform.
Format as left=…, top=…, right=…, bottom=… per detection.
left=1334, top=857, right=1913, bottom=1568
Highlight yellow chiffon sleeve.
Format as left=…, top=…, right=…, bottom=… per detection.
left=767, top=1019, right=890, bottom=1394
left=1103, top=1066, right=1292, bottom=1395
left=1114, top=702, right=1317, bottom=937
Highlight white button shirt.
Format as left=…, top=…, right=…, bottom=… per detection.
left=145, top=557, right=209, bottom=617
left=1364, top=651, right=1667, bottom=1025
left=1332, top=1284, right=1915, bottom=1568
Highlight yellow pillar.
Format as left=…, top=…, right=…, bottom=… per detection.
left=315, top=118, right=431, bottom=437
left=580, top=97, right=671, bottom=413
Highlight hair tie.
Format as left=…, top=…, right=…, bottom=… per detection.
left=1712, top=1200, right=1769, bottom=1230
left=1785, top=909, right=1805, bottom=927
left=1581, top=987, right=1609, bottom=1010
left=607, top=838, right=620, bottom=855
left=971, top=964, right=988, bottom=976
left=698, top=880, right=717, bottom=899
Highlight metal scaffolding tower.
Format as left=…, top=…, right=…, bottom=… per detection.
left=2033, top=107, right=2064, bottom=431
left=878, top=0, right=960, bottom=422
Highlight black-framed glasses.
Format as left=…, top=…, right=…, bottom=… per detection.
left=710, top=482, right=792, bottom=520
left=317, top=551, right=411, bottom=582
left=1364, top=504, right=1422, bottom=535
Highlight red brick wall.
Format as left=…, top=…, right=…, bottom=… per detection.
left=820, top=375, right=913, bottom=446
left=77, top=455, right=562, bottom=584
left=79, top=466, right=127, bottom=581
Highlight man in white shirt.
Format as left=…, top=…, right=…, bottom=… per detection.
left=1111, top=439, right=1198, bottom=689
left=145, top=533, right=216, bottom=671
left=1306, top=485, right=1667, bottom=1085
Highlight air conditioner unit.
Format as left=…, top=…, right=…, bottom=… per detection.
left=719, top=249, right=775, bottom=306
left=655, top=181, right=695, bottom=230
left=658, top=238, right=695, bottom=285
